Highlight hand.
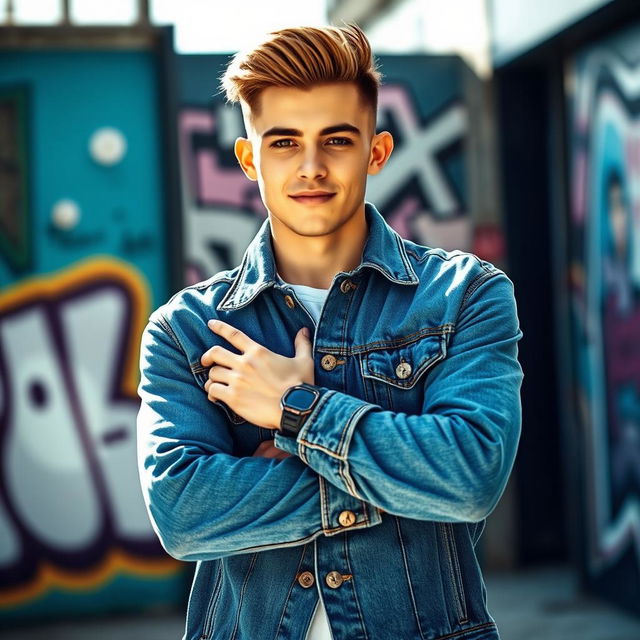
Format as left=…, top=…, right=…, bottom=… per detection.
left=201, top=319, right=314, bottom=430
left=252, top=439, right=292, bottom=460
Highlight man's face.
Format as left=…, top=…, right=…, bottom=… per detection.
left=234, top=81, right=392, bottom=239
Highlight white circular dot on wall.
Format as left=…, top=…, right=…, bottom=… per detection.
left=89, top=127, right=127, bottom=166
left=52, top=199, right=81, bottom=230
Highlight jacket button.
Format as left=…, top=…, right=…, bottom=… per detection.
left=325, top=571, right=344, bottom=589
left=340, top=279, right=355, bottom=293
left=395, top=360, right=412, bottom=379
left=284, top=295, right=295, bottom=309
left=297, top=571, right=315, bottom=588
left=338, top=510, right=356, bottom=527
left=321, top=354, right=337, bottom=371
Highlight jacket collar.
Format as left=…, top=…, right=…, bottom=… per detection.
left=217, top=201, right=419, bottom=311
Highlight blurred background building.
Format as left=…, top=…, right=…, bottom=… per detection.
left=0, top=0, right=639, bottom=638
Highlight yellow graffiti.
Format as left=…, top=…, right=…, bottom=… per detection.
left=0, top=256, right=182, bottom=608
left=0, top=551, right=180, bottom=608
left=0, top=255, right=149, bottom=397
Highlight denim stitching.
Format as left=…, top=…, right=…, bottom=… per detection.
left=343, top=533, right=369, bottom=640
left=359, top=501, right=371, bottom=526
left=206, top=561, right=225, bottom=639
left=298, top=402, right=373, bottom=462
left=224, top=281, right=277, bottom=311
left=199, top=560, right=223, bottom=640
left=336, top=403, right=375, bottom=459
left=356, top=261, right=417, bottom=285
left=395, top=232, right=419, bottom=281
left=192, top=276, right=235, bottom=290
left=190, top=370, right=246, bottom=425
left=384, top=382, right=394, bottom=411
left=162, top=274, right=235, bottom=308
left=460, top=270, right=501, bottom=312
left=155, top=313, right=249, bottom=426
left=394, top=517, right=426, bottom=640
left=338, top=453, right=363, bottom=500
left=446, top=523, right=469, bottom=623
left=274, top=545, right=308, bottom=640
left=434, top=621, right=497, bottom=640
left=297, top=389, right=336, bottom=451
left=317, top=324, right=455, bottom=355
left=322, top=521, right=376, bottom=535
left=222, top=529, right=325, bottom=555
left=364, top=336, right=447, bottom=389
left=216, top=251, right=249, bottom=310
left=229, top=552, right=258, bottom=640
left=405, top=248, right=428, bottom=263
left=155, top=315, right=184, bottom=353
left=319, top=476, right=331, bottom=533
left=439, top=523, right=468, bottom=624
left=297, top=441, right=344, bottom=460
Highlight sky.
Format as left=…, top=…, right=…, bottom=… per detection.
left=10, top=0, right=328, bottom=52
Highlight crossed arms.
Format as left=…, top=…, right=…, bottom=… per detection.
left=136, top=271, right=523, bottom=562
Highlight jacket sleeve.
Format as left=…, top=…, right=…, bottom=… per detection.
left=274, top=270, right=524, bottom=523
left=136, top=314, right=382, bottom=563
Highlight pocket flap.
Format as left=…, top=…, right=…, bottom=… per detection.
left=362, top=333, right=447, bottom=389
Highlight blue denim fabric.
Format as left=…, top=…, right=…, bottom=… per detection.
left=137, top=201, right=524, bottom=640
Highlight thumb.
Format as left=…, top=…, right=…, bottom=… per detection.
left=294, top=327, right=312, bottom=356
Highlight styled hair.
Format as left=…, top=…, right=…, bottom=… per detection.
left=218, top=23, right=382, bottom=127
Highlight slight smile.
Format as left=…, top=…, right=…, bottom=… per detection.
left=289, top=193, right=336, bottom=205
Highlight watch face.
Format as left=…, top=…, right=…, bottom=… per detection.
left=285, top=387, right=317, bottom=411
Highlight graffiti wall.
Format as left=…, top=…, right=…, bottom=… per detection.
left=567, top=20, right=640, bottom=614
left=176, top=54, right=480, bottom=284
left=0, top=47, right=185, bottom=624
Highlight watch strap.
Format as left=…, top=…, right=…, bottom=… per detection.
left=279, top=383, right=320, bottom=438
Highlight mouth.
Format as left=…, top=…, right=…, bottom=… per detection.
left=289, top=193, right=336, bottom=205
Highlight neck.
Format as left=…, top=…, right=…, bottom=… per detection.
left=270, top=203, right=369, bottom=289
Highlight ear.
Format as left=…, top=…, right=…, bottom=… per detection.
left=234, top=137, right=257, bottom=181
left=367, top=131, right=394, bottom=176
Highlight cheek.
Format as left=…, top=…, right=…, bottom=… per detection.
left=333, top=152, right=368, bottom=174
left=258, top=158, right=288, bottom=184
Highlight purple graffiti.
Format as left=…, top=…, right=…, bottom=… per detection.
left=0, top=277, right=163, bottom=589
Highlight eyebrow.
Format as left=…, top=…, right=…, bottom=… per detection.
left=262, top=123, right=362, bottom=138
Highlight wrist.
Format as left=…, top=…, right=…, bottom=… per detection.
left=278, top=382, right=321, bottom=438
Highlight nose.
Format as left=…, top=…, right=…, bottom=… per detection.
left=297, top=147, right=327, bottom=181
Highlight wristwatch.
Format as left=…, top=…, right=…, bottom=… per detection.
left=279, top=383, right=321, bottom=438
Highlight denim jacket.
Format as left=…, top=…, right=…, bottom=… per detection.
left=137, top=201, right=524, bottom=640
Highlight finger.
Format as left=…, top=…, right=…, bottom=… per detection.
left=294, top=327, right=313, bottom=360
left=207, top=319, right=253, bottom=354
left=204, top=367, right=231, bottom=392
left=206, top=381, right=228, bottom=403
left=207, top=364, right=232, bottom=386
left=200, top=343, right=238, bottom=368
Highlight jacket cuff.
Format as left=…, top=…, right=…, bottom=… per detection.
left=317, top=476, right=383, bottom=535
left=274, top=386, right=377, bottom=500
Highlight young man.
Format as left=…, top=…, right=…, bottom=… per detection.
left=137, top=23, right=524, bottom=640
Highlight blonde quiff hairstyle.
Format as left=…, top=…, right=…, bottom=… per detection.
left=219, top=23, right=383, bottom=131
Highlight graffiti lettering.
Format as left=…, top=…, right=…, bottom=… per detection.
left=0, top=259, right=179, bottom=608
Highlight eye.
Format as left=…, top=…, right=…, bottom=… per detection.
left=270, top=139, right=296, bottom=148
left=327, top=137, right=353, bottom=146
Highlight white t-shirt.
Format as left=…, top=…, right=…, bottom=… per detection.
left=277, top=272, right=333, bottom=640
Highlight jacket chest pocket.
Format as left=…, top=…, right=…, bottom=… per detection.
left=359, top=330, right=449, bottom=412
